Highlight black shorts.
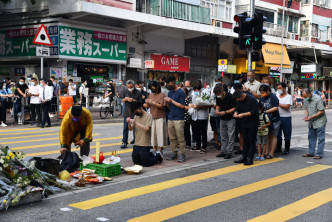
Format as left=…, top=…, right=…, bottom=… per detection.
left=210, top=116, right=217, bottom=132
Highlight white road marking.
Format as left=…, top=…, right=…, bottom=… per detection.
left=60, top=207, right=72, bottom=211
left=306, top=162, right=314, bottom=164
left=96, top=217, right=109, bottom=221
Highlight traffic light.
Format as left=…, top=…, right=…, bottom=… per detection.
left=233, top=12, right=257, bottom=50
left=252, top=13, right=267, bottom=50
left=233, top=12, right=248, bottom=47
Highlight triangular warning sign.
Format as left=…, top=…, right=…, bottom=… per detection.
left=33, top=24, right=53, bottom=46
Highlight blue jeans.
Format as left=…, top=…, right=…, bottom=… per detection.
left=215, top=117, right=221, bottom=143
left=277, top=117, right=292, bottom=142
left=14, top=97, right=22, bottom=121
left=122, top=117, right=135, bottom=144
left=308, top=125, right=325, bottom=157
left=117, top=98, right=123, bottom=115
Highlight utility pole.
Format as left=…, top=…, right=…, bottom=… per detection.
left=247, top=0, right=255, bottom=71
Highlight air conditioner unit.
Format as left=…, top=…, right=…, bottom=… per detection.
left=300, top=36, right=310, bottom=41
left=319, top=0, right=326, bottom=6
left=215, top=21, right=222, bottom=28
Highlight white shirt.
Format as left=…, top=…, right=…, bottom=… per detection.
left=68, top=83, right=77, bottom=96
left=244, top=80, right=261, bottom=95
left=29, top=85, right=41, bottom=104
left=277, top=93, right=292, bottom=117
left=39, top=85, right=53, bottom=102
left=79, top=85, right=85, bottom=95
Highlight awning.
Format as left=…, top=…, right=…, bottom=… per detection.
left=262, top=43, right=291, bottom=68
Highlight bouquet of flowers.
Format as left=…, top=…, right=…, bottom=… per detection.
left=0, top=146, right=68, bottom=210
left=193, top=93, right=214, bottom=106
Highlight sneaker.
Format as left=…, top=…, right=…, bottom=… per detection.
left=156, top=151, right=163, bottom=163
left=120, top=143, right=127, bottom=149
left=224, top=154, right=232, bottom=159
left=166, top=153, right=177, bottom=160
left=216, top=152, right=226, bottom=158
left=150, top=149, right=157, bottom=156
left=0, top=123, right=7, bottom=127
left=177, top=154, right=186, bottom=163
left=129, top=140, right=135, bottom=145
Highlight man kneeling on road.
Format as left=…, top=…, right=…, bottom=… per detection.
left=127, top=102, right=163, bottom=167
left=59, top=105, right=93, bottom=156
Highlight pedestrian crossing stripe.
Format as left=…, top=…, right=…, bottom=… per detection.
left=69, top=158, right=283, bottom=210
left=0, top=130, right=56, bottom=136
left=25, top=142, right=127, bottom=156
left=247, top=187, right=332, bottom=222
left=128, top=164, right=332, bottom=222
left=11, top=136, right=121, bottom=150
left=0, top=133, right=64, bottom=140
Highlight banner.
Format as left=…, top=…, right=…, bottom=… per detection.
left=150, top=54, right=190, bottom=72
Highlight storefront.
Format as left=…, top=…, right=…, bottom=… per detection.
left=300, top=64, right=317, bottom=89
left=146, top=54, right=190, bottom=83
left=0, top=21, right=127, bottom=92
left=232, top=58, right=269, bottom=82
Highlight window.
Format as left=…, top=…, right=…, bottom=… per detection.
left=202, top=0, right=231, bottom=21
left=255, top=9, right=274, bottom=24
left=277, top=13, right=288, bottom=27
left=185, top=39, right=218, bottom=59
left=288, top=16, right=299, bottom=33
left=312, top=24, right=318, bottom=38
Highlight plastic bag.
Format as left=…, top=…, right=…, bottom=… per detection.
left=82, top=155, right=94, bottom=166
left=103, top=156, right=121, bottom=165
left=188, top=107, right=197, bottom=121
left=57, top=151, right=81, bottom=173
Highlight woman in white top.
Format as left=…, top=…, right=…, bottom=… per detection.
left=276, top=82, right=292, bottom=155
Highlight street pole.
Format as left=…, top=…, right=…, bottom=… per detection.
left=280, top=0, right=285, bottom=82
left=41, top=45, right=44, bottom=79
left=247, top=0, right=255, bottom=71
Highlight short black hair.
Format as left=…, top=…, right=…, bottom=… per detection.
left=131, top=101, right=142, bottom=113
left=20, top=77, right=26, bottom=81
left=148, top=80, right=161, bottom=93
left=213, top=83, right=223, bottom=95
left=259, top=84, right=271, bottom=92
left=232, top=90, right=244, bottom=99
left=233, top=83, right=243, bottom=90
left=277, top=82, right=287, bottom=89
left=165, top=76, right=176, bottom=84
left=31, top=78, right=37, bottom=82
left=69, top=79, right=73, bottom=83
left=40, top=78, right=46, bottom=83
left=51, top=76, right=56, bottom=80
left=222, top=84, right=228, bottom=92
left=183, top=87, right=189, bottom=96
left=215, top=76, right=223, bottom=82
left=193, top=80, right=202, bottom=91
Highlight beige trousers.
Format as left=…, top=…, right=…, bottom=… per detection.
left=168, top=120, right=186, bottom=154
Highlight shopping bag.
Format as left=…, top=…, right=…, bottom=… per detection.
left=57, top=151, right=81, bottom=173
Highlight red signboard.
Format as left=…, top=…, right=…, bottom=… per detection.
left=150, top=54, right=190, bottom=72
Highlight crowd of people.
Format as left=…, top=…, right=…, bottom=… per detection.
left=122, top=71, right=328, bottom=167
left=0, top=76, right=89, bottom=127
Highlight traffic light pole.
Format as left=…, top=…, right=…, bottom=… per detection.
left=247, top=0, right=255, bottom=71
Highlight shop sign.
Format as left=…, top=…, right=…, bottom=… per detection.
left=227, top=65, right=236, bottom=73
left=301, top=64, right=316, bottom=73
left=59, top=25, right=127, bottom=62
left=269, top=67, right=281, bottom=76
left=50, top=67, right=62, bottom=78
left=150, top=54, right=190, bottom=72
left=301, top=73, right=317, bottom=80
left=317, top=76, right=325, bottom=80
left=14, top=68, right=25, bottom=76
left=128, top=58, right=142, bottom=68
left=145, top=60, right=154, bottom=68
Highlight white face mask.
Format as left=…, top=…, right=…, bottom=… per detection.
left=277, top=90, right=283, bottom=95
left=128, top=88, right=134, bottom=92
left=2, top=85, right=6, bottom=90
left=136, top=88, right=141, bottom=91
left=31, top=82, right=35, bottom=86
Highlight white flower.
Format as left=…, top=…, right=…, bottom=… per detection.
left=0, top=156, right=5, bottom=160
left=0, top=159, right=4, bottom=164
left=3, top=164, right=8, bottom=168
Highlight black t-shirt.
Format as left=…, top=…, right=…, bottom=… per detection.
left=235, top=94, right=259, bottom=128
left=216, top=92, right=236, bottom=121
left=15, top=83, right=28, bottom=97
left=124, top=89, right=142, bottom=118
left=106, top=84, right=115, bottom=98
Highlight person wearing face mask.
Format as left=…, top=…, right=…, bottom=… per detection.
left=214, top=83, right=236, bottom=159
left=233, top=90, right=259, bottom=165
left=0, top=82, right=13, bottom=127
left=121, top=80, right=142, bottom=148
left=106, top=79, right=115, bottom=106
left=28, top=78, right=42, bottom=126
left=127, top=102, right=163, bottom=166
left=302, top=88, right=327, bottom=159
left=259, top=84, right=280, bottom=159
left=164, top=75, right=186, bottom=162
left=184, top=80, right=197, bottom=143
left=144, top=81, right=167, bottom=155
left=38, top=78, right=53, bottom=128
left=262, top=77, right=276, bottom=94
left=158, top=75, right=169, bottom=96
left=243, top=70, right=261, bottom=100
left=50, top=76, right=60, bottom=116
left=79, top=80, right=88, bottom=107
left=276, top=82, right=293, bottom=155
left=59, top=105, right=93, bottom=156
left=136, top=81, right=148, bottom=107
left=14, top=77, right=29, bottom=124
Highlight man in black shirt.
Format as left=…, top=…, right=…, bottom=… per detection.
left=106, top=79, right=115, bottom=116
left=233, top=90, right=259, bottom=165
left=121, top=80, right=142, bottom=148
left=14, top=77, right=29, bottom=124
left=214, top=84, right=236, bottom=159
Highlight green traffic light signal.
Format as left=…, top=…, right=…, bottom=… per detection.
left=246, top=38, right=251, bottom=45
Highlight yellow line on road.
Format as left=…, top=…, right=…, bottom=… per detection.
left=69, top=158, right=283, bottom=210
left=0, top=133, right=60, bottom=140
left=3, top=134, right=102, bottom=145
left=26, top=143, right=130, bottom=156
left=0, top=127, right=47, bottom=132
left=247, top=187, right=332, bottom=222
left=0, top=130, right=56, bottom=136
left=128, top=164, right=332, bottom=222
